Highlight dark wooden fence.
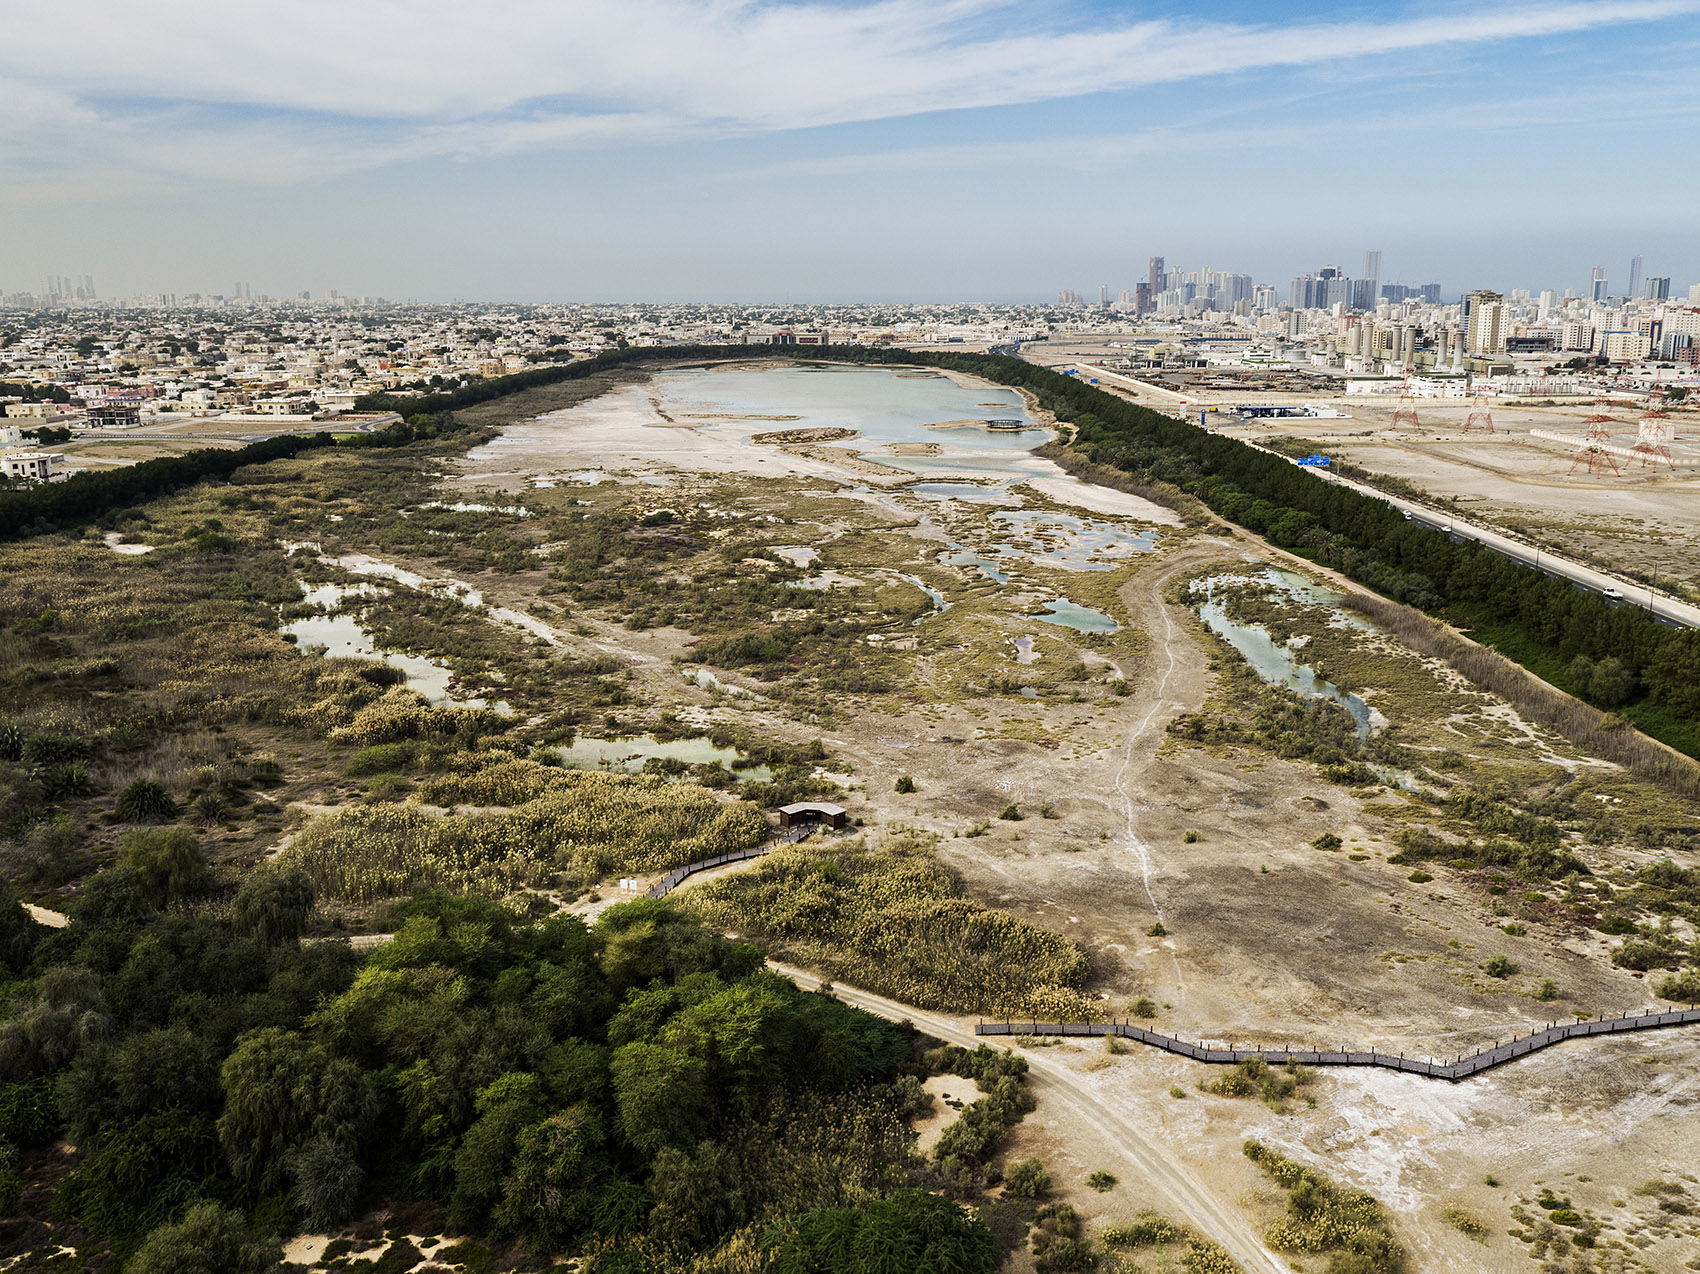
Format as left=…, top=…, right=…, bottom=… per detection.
left=646, top=823, right=816, bottom=899
left=976, top=1007, right=1700, bottom=1081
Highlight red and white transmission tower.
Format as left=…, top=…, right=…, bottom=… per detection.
left=1580, top=414, right=1617, bottom=442
left=1462, top=396, right=1495, bottom=433
left=1391, top=391, right=1420, bottom=430
left=1569, top=444, right=1622, bottom=477
left=1632, top=410, right=1675, bottom=470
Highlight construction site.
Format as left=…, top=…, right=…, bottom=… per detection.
left=1046, top=354, right=1700, bottom=601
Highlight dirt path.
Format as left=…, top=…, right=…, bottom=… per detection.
left=1109, top=539, right=1242, bottom=999
left=771, top=961, right=1287, bottom=1274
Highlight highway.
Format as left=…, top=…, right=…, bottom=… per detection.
left=1045, top=358, right=1700, bottom=630
left=1298, top=463, right=1700, bottom=628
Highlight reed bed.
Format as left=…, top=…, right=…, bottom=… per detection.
left=281, top=771, right=766, bottom=903
left=1340, top=591, right=1700, bottom=799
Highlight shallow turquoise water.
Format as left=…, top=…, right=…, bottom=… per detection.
left=1189, top=570, right=1373, bottom=738
left=1035, top=599, right=1120, bottom=633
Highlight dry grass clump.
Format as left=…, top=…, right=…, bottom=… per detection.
left=415, top=755, right=564, bottom=807
left=1242, top=1140, right=1403, bottom=1272
left=676, top=827, right=1092, bottom=1018
left=1100, top=1212, right=1243, bottom=1273
left=280, top=770, right=766, bottom=903
left=326, top=689, right=510, bottom=746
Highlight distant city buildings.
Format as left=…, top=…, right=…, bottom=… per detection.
left=1463, top=290, right=1506, bottom=354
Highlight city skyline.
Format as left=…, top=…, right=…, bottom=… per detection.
left=3, top=0, right=1699, bottom=300
left=11, top=248, right=1694, bottom=311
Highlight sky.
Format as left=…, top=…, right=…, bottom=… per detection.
left=2, top=0, right=1697, bottom=303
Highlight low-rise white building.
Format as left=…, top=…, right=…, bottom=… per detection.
left=1, top=451, right=64, bottom=481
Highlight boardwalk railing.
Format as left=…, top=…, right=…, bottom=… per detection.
left=646, top=823, right=816, bottom=900
left=976, top=1007, right=1700, bottom=1082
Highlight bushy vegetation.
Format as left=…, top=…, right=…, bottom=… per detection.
left=676, top=829, right=1092, bottom=1018
left=1, top=874, right=1003, bottom=1269
left=1167, top=665, right=1390, bottom=787
left=1201, top=1058, right=1314, bottom=1109
left=1243, top=1140, right=1404, bottom=1273
left=280, top=770, right=768, bottom=903
left=1100, top=1211, right=1243, bottom=1273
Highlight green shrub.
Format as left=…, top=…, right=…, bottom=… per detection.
left=894, top=775, right=916, bottom=794
left=1483, top=953, right=1518, bottom=978
left=115, top=779, right=177, bottom=822
left=1242, top=1140, right=1402, bottom=1271
left=1611, top=941, right=1669, bottom=971
left=1005, top=1157, right=1051, bottom=1199
left=1145, top=922, right=1167, bottom=938
left=1407, top=871, right=1433, bottom=884
left=1311, top=833, right=1342, bottom=851
left=1085, top=1170, right=1116, bottom=1192
left=0, top=1075, right=60, bottom=1146
left=127, top=1202, right=280, bottom=1274
left=118, top=826, right=208, bottom=907
left=999, top=804, right=1023, bottom=821
left=347, top=743, right=412, bottom=776
left=1656, top=969, right=1700, bottom=1002
left=1101, top=1213, right=1182, bottom=1247
left=1204, top=1058, right=1313, bottom=1109
left=1534, top=978, right=1560, bottom=1002
left=1441, top=1204, right=1487, bottom=1240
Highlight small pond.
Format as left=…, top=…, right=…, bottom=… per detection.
left=283, top=583, right=510, bottom=712
left=549, top=734, right=773, bottom=781
left=1035, top=599, right=1119, bottom=633
left=990, top=509, right=1159, bottom=570
left=1190, top=570, right=1372, bottom=739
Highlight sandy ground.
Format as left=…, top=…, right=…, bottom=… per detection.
left=456, top=375, right=1183, bottom=525
left=399, top=363, right=1700, bottom=1271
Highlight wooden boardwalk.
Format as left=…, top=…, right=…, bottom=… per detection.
left=976, top=1008, right=1700, bottom=1081
left=646, top=823, right=815, bottom=899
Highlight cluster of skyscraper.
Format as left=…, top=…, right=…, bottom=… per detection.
left=1286, top=251, right=1441, bottom=313
left=38, top=275, right=96, bottom=302
left=1061, top=250, right=1445, bottom=318
left=1589, top=258, right=1673, bottom=303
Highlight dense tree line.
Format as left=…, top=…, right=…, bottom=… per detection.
left=0, top=865, right=1001, bottom=1271
left=0, top=414, right=464, bottom=541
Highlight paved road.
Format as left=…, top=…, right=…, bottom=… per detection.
left=771, top=962, right=1288, bottom=1274
left=1046, top=359, right=1700, bottom=629
left=1297, top=464, right=1700, bottom=628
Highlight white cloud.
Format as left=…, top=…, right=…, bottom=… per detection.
left=0, top=0, right=1695, bottom=193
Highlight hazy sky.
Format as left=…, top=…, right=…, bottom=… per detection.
left=3, top=0, right=1697, bottom=302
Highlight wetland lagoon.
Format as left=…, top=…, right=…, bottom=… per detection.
left=463, top=362, right=1173, bottom=659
